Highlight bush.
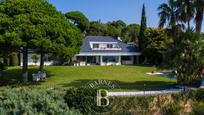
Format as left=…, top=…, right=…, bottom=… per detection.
left=0, top=62, right=6, bottom=71
left=64, top=88, right=111, bottom=114
left=191, top=102, right=204, bottom=115
left=161, top=102, right=181, bottom=115
left=0, top=87, right=81, bottom=115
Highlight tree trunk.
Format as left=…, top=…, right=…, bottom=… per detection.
left=22, top=47, right=28, bottom=82
left=196, top=20, right=202, bottom=33
left=195, top=10, right=203, bottom=33
left=187, top=20, right=190, bottom=30
left=39, top=47, right=44, bottom=72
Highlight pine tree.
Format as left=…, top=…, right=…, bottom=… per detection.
left=138, top=4, right=147, bottom=51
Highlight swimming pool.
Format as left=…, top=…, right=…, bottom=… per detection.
left=160, top=73, right=177, bottom=79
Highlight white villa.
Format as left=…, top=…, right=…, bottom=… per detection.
left=73, top=36, right=141, bottom=66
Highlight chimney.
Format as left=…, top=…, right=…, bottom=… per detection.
left=117, top=37, right=122, bottom=41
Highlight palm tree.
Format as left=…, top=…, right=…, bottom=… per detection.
left=157, top=0, right=180, bottom=37
left=194, top=0, right=204, bottom=33
left=176, top=0, right=195, bottom=29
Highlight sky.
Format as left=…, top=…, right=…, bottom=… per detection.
left=48, top=0, right=204, bottom=32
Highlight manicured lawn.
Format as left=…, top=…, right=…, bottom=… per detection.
left=0, top=66, right=176, bottom=91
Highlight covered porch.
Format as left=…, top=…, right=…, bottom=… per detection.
left=73, top=53, right=140, bottom=66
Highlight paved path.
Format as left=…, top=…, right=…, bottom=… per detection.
left=108, top=89, right=182, bottom=97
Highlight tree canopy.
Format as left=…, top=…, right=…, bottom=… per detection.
left=87, top=20, right=140, bottom=43
left=139, top=4, right=147, bottom=51
left=143, top=28, right=171, bottom=65
left=170, top=30, right=204, bottom=85
left=65, top=11, right=90, bottom=33
left=0, top=0, right=82, bottom=81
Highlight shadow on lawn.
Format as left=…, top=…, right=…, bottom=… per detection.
left=59, top=79, right=177, bottom=91
left=0, top=68, right=54, bottom=87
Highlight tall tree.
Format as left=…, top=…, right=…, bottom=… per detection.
left=121, top=24, right=140, bottom=43
left=143, top=28, right=171, bottom=65
left=158, top=0, right=181, bottom=38
left=0, top=0, right=82, bottom=81
left=172, top=30, right=204, bottom=85
left=194, top=0, right=204, bottom=33
left=176, top=0, right=195, bottom=29
left=105, top=20, right=125, bottom=38
left=65, top=11, right=90, bottom=34
left=87, top=21, right=107, bottom=36
left=138, top=4, right=147, bottom=51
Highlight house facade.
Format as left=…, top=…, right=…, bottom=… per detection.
left=73, top=36, right=141, bottom=66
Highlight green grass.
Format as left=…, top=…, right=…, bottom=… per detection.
left=0, top=66, right=176, bottom=91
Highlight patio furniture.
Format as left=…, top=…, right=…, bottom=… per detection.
left=32, top=74, right=40, bottom=81
left=32, top=71, right=46, bottom=81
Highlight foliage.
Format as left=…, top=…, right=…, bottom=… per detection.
left=143, top=28, right=172, bottom=65
left=0, top=87, right=203, bottom=115
left=0, top=61, right=6, bottom=71
left=158, top=0, right=204, bottom=33
left=176, top=0, right=195, bottom=29
left=158, top=0, right=179, bottom=28
left=106, top=23, right=120, bottom=37
left=106, top=20, right=126, bottom=38
left=121, top=24, right=140, bottom=43
left=194, top=0, right=204, bottom=33
left=0, top=0, right=82, bottom=81
left=0, top=87, right=81, bottom=115
left=161, top=102, right=181, bottom=115
left=170, top=30, right=204, bottom=85
left=87, top=21, right=107, bottom=36
left=87, top=20, right=140, bottom=43
left=64, top=88, right=111, bottom=114
left=139, top=4, right=147, bottom=51
left=65, top=11, right=90, bottom=33
left=110, top=90, right=204, bottom=114
left=191, top=102, right=204, bottom=115
left=31, top=54, right=39, bottom=65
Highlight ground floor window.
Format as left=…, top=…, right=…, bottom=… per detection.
left=103, top=56, right=119, bottom=62
left=121, top=56, right=132, bottom=61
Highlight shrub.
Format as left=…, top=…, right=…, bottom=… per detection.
left=0, top=62, right=6, bottom=71
left=191, top=102, right=204, bottom=115
left=161, top=102, right=181, bottom=115
left=0, top=87, right=81, bottom=115
left=64, top=88, right=111, bottom=114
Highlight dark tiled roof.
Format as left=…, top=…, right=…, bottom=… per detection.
left=80, top=36, right=140, bottom=53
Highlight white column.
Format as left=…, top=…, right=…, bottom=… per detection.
left=100, top=56, right=103, bottom=65
left=118, top=56, right=121, bottom=65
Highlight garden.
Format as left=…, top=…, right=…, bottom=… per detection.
left=1, top=0, right=204, bottom=114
